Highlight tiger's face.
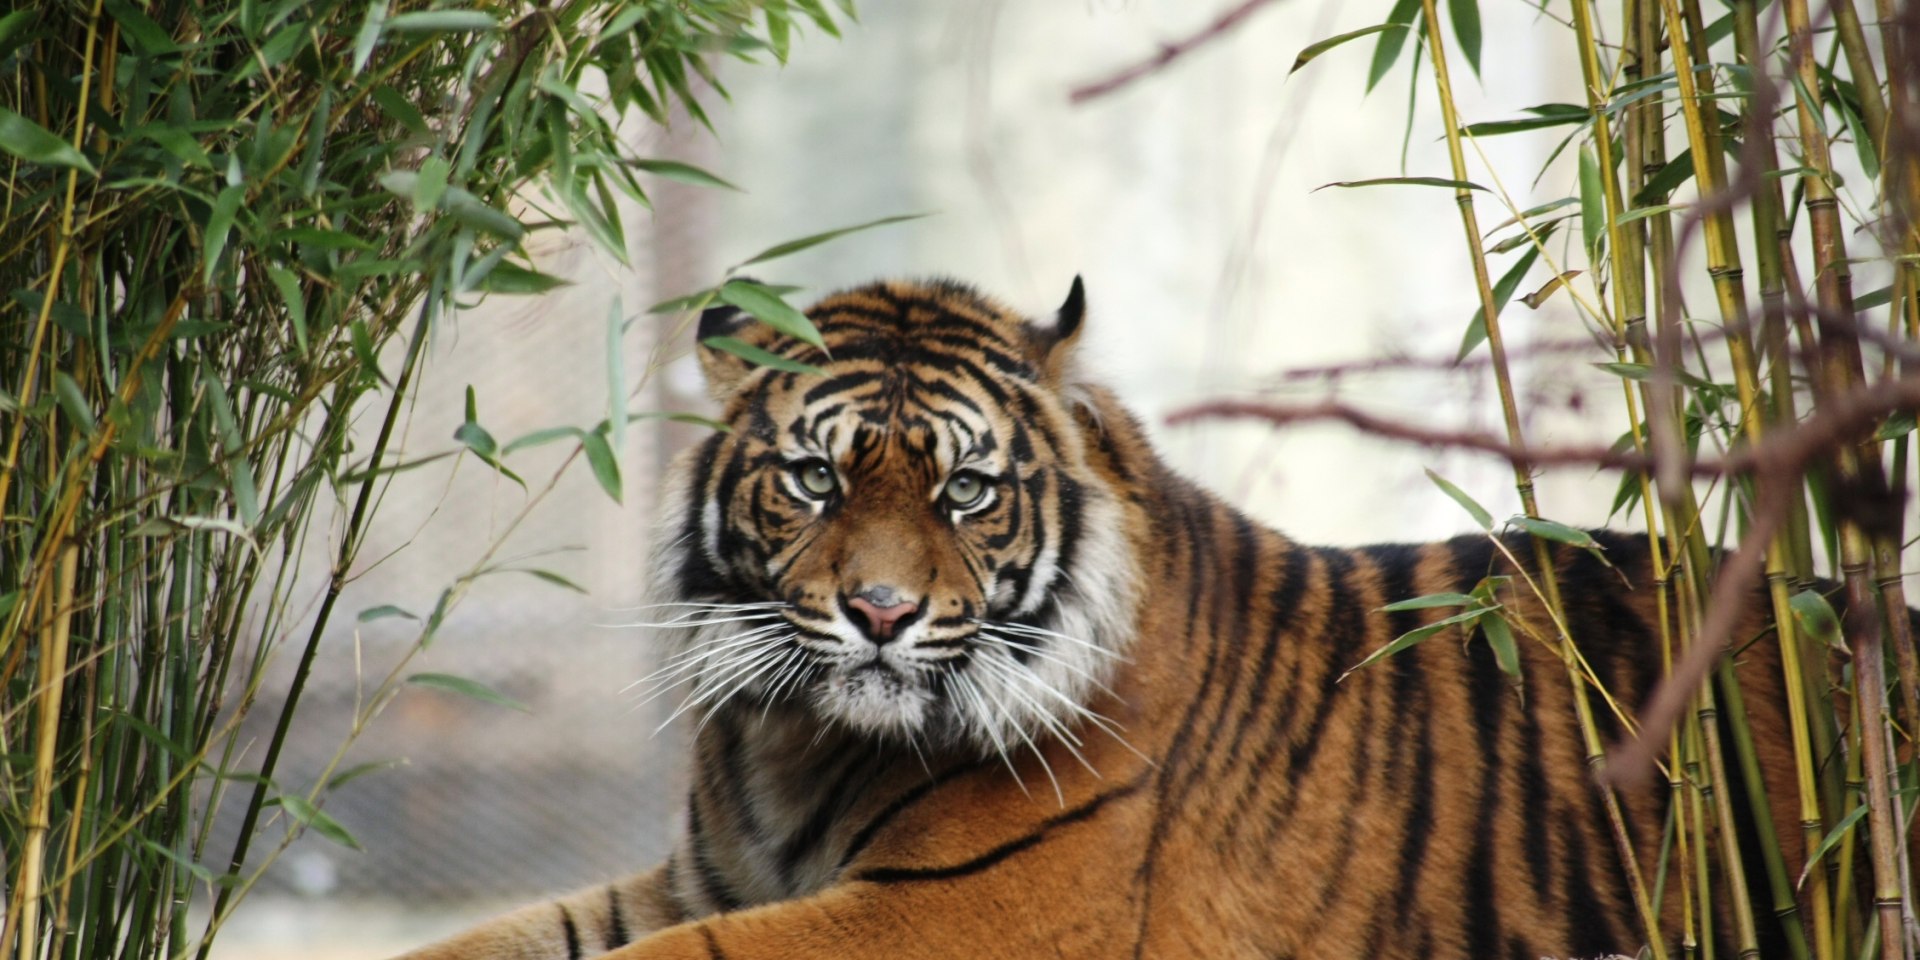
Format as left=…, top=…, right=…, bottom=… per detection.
left=645, top=279, right=1139, bottom=754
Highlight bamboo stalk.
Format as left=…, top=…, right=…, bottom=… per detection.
left=1421, top=0, right=1666, bottom=952
left=1781, top=2, right=1909, bottom=957
left=11, top=547, right=79, bottom=960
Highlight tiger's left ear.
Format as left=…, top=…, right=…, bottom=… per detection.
left=695, top=297, right=758, bottom=402
left=1028, top=275, right=1086, bottom=382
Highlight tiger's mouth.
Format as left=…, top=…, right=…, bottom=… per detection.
left=812, top=660, right=937, bottom=736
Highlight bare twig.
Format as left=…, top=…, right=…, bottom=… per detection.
left=1067, top=0, right=1285, bottom=105
left=1169, top=372, right=1920, bottom=478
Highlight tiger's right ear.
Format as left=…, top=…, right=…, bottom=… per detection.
left=695, top=298, right=757, bottom=401
left=1028, top=275, right=1087, bottom=383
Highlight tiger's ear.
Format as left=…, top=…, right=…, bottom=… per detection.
left=1028, top=275, right=1086, bottom=383
left=695, top=296, right=757, bottom=401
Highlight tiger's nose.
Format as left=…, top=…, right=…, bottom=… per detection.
left=845, top=587, right=920, bottom=642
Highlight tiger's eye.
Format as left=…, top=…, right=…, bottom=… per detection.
left=797, top=460, right=837, bottom=496
left=943, top=472, right=986, bottom=508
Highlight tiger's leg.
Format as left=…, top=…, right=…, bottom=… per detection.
left=393, top=864, right=680, bottom=960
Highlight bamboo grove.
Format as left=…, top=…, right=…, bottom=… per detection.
left=1250, top=0, right=1920, bottom=957
left=0, top=2, right=846, bottom=958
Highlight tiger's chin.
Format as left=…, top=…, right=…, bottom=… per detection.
left=809, top=663, right=937, bottom=738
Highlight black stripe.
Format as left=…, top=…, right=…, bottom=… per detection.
left=605, top=884, right=632, bottom=947
left=856, top=775, right=1144, bottom=884
left=559, top=904, right=583, bottom=960
left=1563, top=814, right=1620, bottom=954
left=1171, top=511, right=1262, bottom=803
left=838, top=761, right=985, bottom=870
left=701, top=925, right=728, bottom=960
left=684, top=796, right=743, bottom=911
left=777, top=752, right=875, bottom=882
left=1217, top=543, right=1310, bottom=774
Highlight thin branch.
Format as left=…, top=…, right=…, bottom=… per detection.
left=1067, top=0, right=1285, bottom=105
left=1168, top=372, right=1920, bottom=478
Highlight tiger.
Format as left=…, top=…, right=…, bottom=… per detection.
left=393, top=276, right=1820, bottom=960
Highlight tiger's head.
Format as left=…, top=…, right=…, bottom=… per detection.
left=644, top=278, right=1141, bottom=755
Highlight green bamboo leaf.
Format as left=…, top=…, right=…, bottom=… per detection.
left=1316, top=176, right=1487, bottom=192
left=52, top=371, right=94, bottom=434
left=1366, top=0, right=1422, bottom=93
left=203, top=184, right=245, bottom=285
left=719, top=280, right=824, bottom=348
left=1876, top=412, right=1914, bottom=441
left=454, top=420, right=498, bottom=459
left=1488, top=216, right=1564, bottom=254
left=102, top=0, right=180, bottom=54
left=1508, top=516, right=1600, bottom=550
left=1290, top=23, right=1406, bottom=76
left=581, top=428, right=622, bottom=503
left=735, top=213, right=929, bottom=267
left=142, top=839, right=218, bottom=885
left=476, top=262, right=570, bottom=295
left=1462, top=104, right=1589, bottom=137
left=1446, top=0, right=1481, bottom=76
left=648, top=288, right=722, bottom=314
left=0, top=108, right=96, bottom=175
left=607, top=297, right=627, bottom=454
left=326, top=758, right=407, bottom=790
left=1797, top=803, right=1869, bottom=890
left=383, top=10, right=496, bottom=32
left=1426, top=468, right=1494, bottom=531
left=275, top=795, right=363, bottom=851
left=501, top=426, right=583, bottom=455
left=1614, top=203, right=1685, bottom=226
left=1788, top=589, right=1845, bottom=653
left=1380, top=592, right=1479, bottom=612
left=626, top=158, right=741, bottom=191
left=1343, top=609, right=1487, bottom=678
left=702, top=335, right=826, bottom=376
left=264, top=265, right=308, bottom=355
left=1460, top=246, right=1539, bottom=360
left=1578, top=143, right=1604, bottom=257
left=1855, top=284, right=1893, bottom=311
left=514, top=568, right=589, bottom=594
left=0, top=10, right=35, bottom=50
left=1479, top=612, right=1521, bottom=679
left=407, top=672, right=530, bottom=713
left=351, top=0, right=387, bottom=74
left=357, top=605, right=418, bottom=623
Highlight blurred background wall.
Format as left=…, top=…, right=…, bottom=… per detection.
left=207, top=1, right=1676, bottom=955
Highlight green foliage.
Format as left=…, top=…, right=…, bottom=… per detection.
left=0, top=0, right=848, bottom=956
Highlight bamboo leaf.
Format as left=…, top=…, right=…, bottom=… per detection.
left=1519, top=270, right=1581, bottom=309
left=607, top=296, right=627, bottom=454
left=719, top=280, right=825, bottom=348
left=626, top=158, right=741, bottom=191
left=203, top=184, right=245, bottom=285
left=1797, top=803, right=1869, bottom=890
left=1426, top=468, right=1494, bottom=530
left=0, top=108, right=96, bottom=175
left=501, top=426, right=583, bottom=455
left=52, top=371, right=94, bottom=434
left=408, top=672, right=531, bottom=713
left=1460, top=246, right=1539, bottom=360
left=1366, top=0, right=1422, bottom=93
left=326, top=758, right=407, bottom=790
left=1789, top=589, right=1846, bottom=654
left=513, top=568, right=589, bottom=594
left=1446, top=0, right=1481, bottom=75
left=735, top=212, right=929, bottom=267
left=1508, top=516, right=1600, bottom=550
left=1578, top=143, right=1604, bottom=257
left=1316, top=176, right=1487, bottom=192
left=702, top=335, right=826, bottom=376
left=383, top=10, right=496, bottom=32
left=581, top=428, right=622, bottom=503
left=1381, top=592, right=1479, bottom=611
left=1291, top=23, right=1406, bottom=76
left=1343, top=609, right=1487, bottom=678
left=1479, top=612, right=1521, bottom=679
left=475, top=262, right=570, bottom=295
left=357, top=605, right=418, bottom=623
left=275, top=795, right=363, bottom=851
left=351, top=0, right=387, bottom=74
